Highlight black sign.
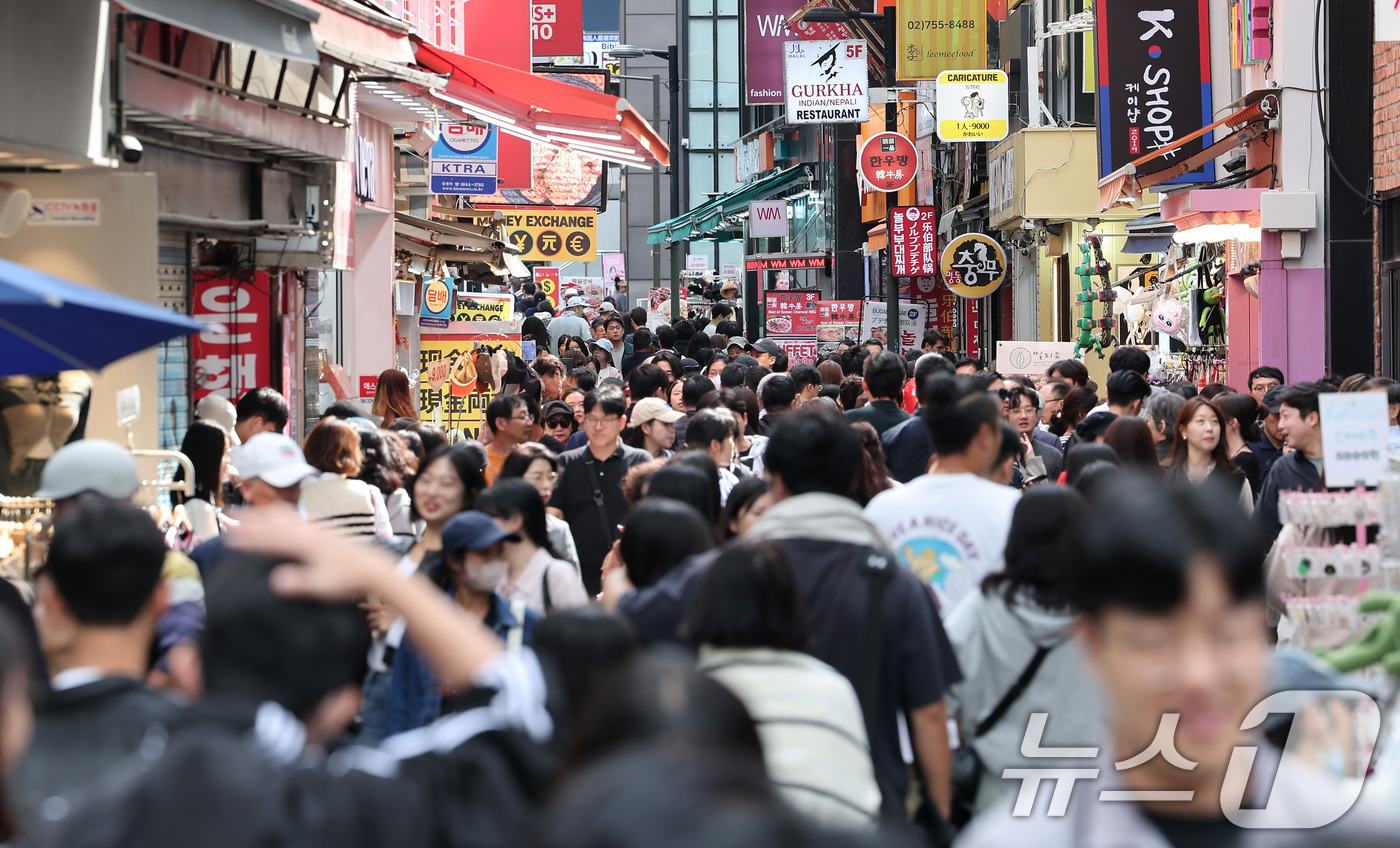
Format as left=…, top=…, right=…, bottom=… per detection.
left=1095, top=0, right=1214, bottom=184
left=745, top=253, right=829, bottom=271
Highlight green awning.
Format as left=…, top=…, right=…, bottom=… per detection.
left=647, top=165, right=810, bottom=244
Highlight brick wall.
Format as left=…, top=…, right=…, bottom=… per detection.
left=1374, top=43, right=1400, bottom=371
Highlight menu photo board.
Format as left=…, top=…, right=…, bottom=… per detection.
left=816, top=299, right=863, bottom=355
left=763, top=290, right=820, bottom=335
left=770, top=337, right=819, bottom=366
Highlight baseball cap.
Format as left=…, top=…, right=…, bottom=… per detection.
left=591, top=338, right=616, bottom=355
left=34, top=439, right=141, bottom=500
left=631, top=397, right=685, bottom=426
left=599, top=301, right=617, bottom=313
left=681, top=357, right=702, bottom=376
left=194, top=395, right=240, bottom=444
left=442, top=510, right=519, bottom=555
left=733, top=354, right=760, bottom=368
left=565, top=295, right=588, bottom=309
left=1262, top=385, right=1286, bottom=415
left=229, top=433, right=318, bottom=488
left=727, top=337, right=750, bottom=350
left=750, top=338, right=783, bottom=357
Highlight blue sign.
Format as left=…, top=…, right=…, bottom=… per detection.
left=419, top=277, right=453, bottom=329
left=430, top=123, right=499, bottom=195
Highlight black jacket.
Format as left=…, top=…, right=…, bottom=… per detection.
left=1255, top=451, right=1322, bottom=542
left=881, top=416, right=932, bottom=483
left=14, top=677, right=181, bottom=827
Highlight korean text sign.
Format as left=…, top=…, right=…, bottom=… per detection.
left=430, top=124, right=499, bottom=195
left=889, top=206, right=939, bottom=277
left=896, top=0, right=986, bottom=81
left=764, top=291, right=820, bottom=335
left=192, top=271, right=270, bottom=402
left=861, top=300, right=928, bottom=350
left=1094, top=0, right=1214, bottom=183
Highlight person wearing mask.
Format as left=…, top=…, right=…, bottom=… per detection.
left=609, top=410, right=963, bottom=826
left=476, top=479, right=588, bottom=615
left=548, top=296, right=593, bottom=352
left=1004, top=386, right=1063, bottom=484
left=548, top=387, right=651, bottom=595
left=626, top=397, right=684, bottom=459
left=370, top=369, right=417, bottom=424
left=1142, top=390, right=1186, bottom=463
left=685, top=542, right=883, bottom=831
left=882, top=353, right=956, bottom=483
left=944, top=487, right=1104, bottom=815
left=1044, top=358, right=1089, bottom=388
left=300, top=418, right=392, bottom=540
left=1255, top=383, right=1326, bottom=542
left=843, top=352, right=911, bottom=436
left=173, top=420, right=230, bottom=543
left=15, top=495, right=179, bottom=826
left=757, top=373, right=797, bottom=436
left=482, top=395, right=533, bottom=484
left=1164, top=398, right=1252, bottom=514
left=685, top=409, right=740, bottom=505
left=1248, top=385, right=1287, bottom=477
left=233, top=387, right=289, bottom=443
left=1218, top=392, right=1264, bottom=498
left=499, top=443, right=580, bottom=572
left=866, top=375, right=1021, bottom=614
left=1248, top=365, right=1285, bottom=404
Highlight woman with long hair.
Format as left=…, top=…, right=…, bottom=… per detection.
left=1102, top=416, right=1160, bottom=475
left=173, top=420, right=230, bottom=542
left=476, top=479, right=588, bottom=615
left=1217, top=392, right=1263, bottom=498
left=349, top=421, right=413, bottom=541
left=1165, top=397, right=1252, bottom=512
left=851, top=420, right=895, bottom=504
left=1050, top=386, right=1098, bottom=446
left=499, top=443, right=580, bottom=571
left=372, top=369, right=418, bottom=424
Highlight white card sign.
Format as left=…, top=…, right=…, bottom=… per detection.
left=1319, top=392, right=1389, bottom=488
left=783, top=40, right=869, bottom=124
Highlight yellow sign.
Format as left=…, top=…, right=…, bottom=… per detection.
left=936, top=70, right=1008, bottom=141
left=487, top=208, right=597, bottom=262
left=417, top=334, right=522, bottom=440
left=452, top=292, right=515, bottom=323
left=940, top=233, right=1007, bottom=298
left=897, top=0, right=986, bottom=81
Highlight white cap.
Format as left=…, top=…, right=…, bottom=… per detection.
left=34, top=440, right=141, bottom=501
left=229, top=433, right=317, bottom=488
left=194, top=395, right=240, bottom=445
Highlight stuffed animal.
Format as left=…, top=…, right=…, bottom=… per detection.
left=1152, top=297, right=1184, bottom=336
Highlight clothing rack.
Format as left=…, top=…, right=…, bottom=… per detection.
left=0, top=496, right=53, bottom=582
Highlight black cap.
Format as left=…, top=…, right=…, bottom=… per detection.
left=1262, top=385, right=1286, bottom=415
left=750, top=338, right=783, bottom=356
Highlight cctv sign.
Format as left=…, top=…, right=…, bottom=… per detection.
left=532, top=0, right=583, bottom=59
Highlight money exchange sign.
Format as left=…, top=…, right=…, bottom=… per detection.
left=494, top=208, right=597, bottom=261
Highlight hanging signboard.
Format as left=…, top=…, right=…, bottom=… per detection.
left=859, top=131, right=918, bottom=192
left=940, top=232, right=1008, bottom=298
left=995, top=341, right=1079, bottom=377
left=429, top=123, right=499, bottom=195
left=888, top=206, right=939, bottom=277
left=417, top=335, right=523, bottom=440
left=1095, top=0, right=1215, bottom=183
left=191, top=271, right=272, bottom=402
left=531, top=0, right=583, bottom=59
left=452, top=292, right=515, bottom=323
left=491, top=208, right=596, bottom=261
left=927, top=287, right=960, bottom=340
left=764, top=290, right=820, bottom=335
left=935, top=70, right=1009, bottom=142
left=745, top=0, right=802, bottom=104
left=749, top=200, right=789, bottom=237
left=746, top=253, right=829, bottom=271
left=783, top=39, right=869, bottom=124
left=861, top=300, right=928, bottom=350
left=897, top=0, right=986, bottom=81
left=419, top=277, right=454, bottom=329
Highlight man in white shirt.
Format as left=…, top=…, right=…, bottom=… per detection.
left=865, top=374, right=1020, bottom=614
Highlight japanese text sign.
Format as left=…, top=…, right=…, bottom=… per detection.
left=889, top=206, right=939, bottom=277
left=936, top=70, right=1009, bottom=142
left=1320, top=392, right=1390, bottom=488
left=417, top=335, right=523, bottom=440
left=783, top=39, right=869, bottom=124
left=430, top=123, right=499, bottom=195
left=745, top=0, right=803, bottom=104
left=191, top=271, right=271, bottom=402
left=531, top=0, right=583, bottom=58
left=941, top=233, right=1008, bottom=298
left=897, top=0, right=986, bottom=81
left=764, top=290, right=820, bottom=335
left=1095, top=0, right=1215, bottom=183
left=861, top=300, right=928, bottom=350
left=859, top=132, right=918, bottom=192
left=533, top=268, right=561, bottom=310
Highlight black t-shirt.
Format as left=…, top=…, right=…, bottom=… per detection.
left=1144, top=812, right=1243, bottom=848
left=548, top=441, right=651, bottom=593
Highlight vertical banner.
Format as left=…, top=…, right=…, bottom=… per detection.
left=191, top=271, right=272, bottom=402
left=888, top=206, right=939, bottom=277
left=462, top=0, right=531, bottom=188
left=534, top=267, right=561, bottom=310
left=601, top=253, right=627, bottom=289
left=1095, top=0, right=1214, bottom=183
left=896, top=0, right=986, bottom=81
left=745, top=0, right=804, bottom=104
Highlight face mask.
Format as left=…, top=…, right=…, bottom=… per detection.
left=711, top=376, right=721, bottom=390
left=462, top=559, right=506, bottom=593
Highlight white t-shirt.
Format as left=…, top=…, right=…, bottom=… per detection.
left=864, top=473, right=1020, bottom=614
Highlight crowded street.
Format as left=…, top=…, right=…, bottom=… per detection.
left=0, top=0, right=1399, bottom=845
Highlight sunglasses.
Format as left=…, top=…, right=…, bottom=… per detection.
left=545, top=417, right=574, bottom=428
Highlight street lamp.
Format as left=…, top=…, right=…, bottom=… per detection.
left=613, top=43, right=683, bottom=319
left=801, top=7, right=901, bottom=354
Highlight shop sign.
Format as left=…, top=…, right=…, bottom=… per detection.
left=687, top=254, right=711, bottom=272
left=935, top=70, right=1009, bottom=142
left=533, top=268, right=561, bottom=310
left=354, top=133, right=377, bottom=203
left=897, top=0, right=986, bottom=81
left=745, top=0, right=804, bottom=104
left=493, top=208, right=596, bottom=261
left=783, top=39, right=869, bottom=124
left=928, top=287, right=960, bottom=338
left=430, top=123, right=499, bottom=195
left=889, top=206, right=939, bottom=277
left=191, top=271, right=271, bottom=402
left=735, top=132, right=775, bottom=183
left=769, top=337, right=819, bottom=366
left=452, top=292, right=515, bottom=323
left=417, top=334, right=523, bottom=439
left=359, top=375, right=380, bottom=399
left=749, top=200, right=788, bottom=237
left=721, top=261, right=740, bottom=278
left=746, top=253, right=829, bottom=271
left=764, top=290, right=819, bottom=335
left=420, top=277, right=454, bottom=329
left=940, top=232, right=1008, bottom=298
left=859, top=132, right=918, bottom=192
left=995, top=341, right=1078, bottom=377
left=1095, top=0, right=1215, bottom=183
left=27, top=198, right=100, bottom=226
left=531, top=0, right=583, bottom=59
left=860, top=300, right=927, bottom=350
left=988, top=142, right=1016, bottom=224
left=1319, top=392, right=1390, bottom=487
left=819, top=300, right=862, bottom=323
left=602, top=253, right=627, bottom=288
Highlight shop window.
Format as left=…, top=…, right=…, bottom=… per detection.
left=689, top=111, right=715, bottom=150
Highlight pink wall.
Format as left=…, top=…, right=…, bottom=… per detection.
left=348, top=210, right=396, bottom=386
left=1257, top=231, right=1327, bottom=383
left=1225, top=273, right=1259, bottom=389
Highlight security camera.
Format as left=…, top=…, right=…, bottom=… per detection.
left=680, top=137, right=691, bottom=149
left=110, top=133, right=143, bottom=164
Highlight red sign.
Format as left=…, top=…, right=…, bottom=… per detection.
left=764, top=291, right=819, bottom=335
left=859, top=132, right=918, bottom=192
left=966, top=297, right=981, bottom=359
left=818, top=300, right=862, bottom=323
left=888, top=205, right=938, bottom=277
left=533, top=267, right=561, bottom=310
left=359, top=375, right=380, bottom=399
left=531, top=0, right=583, bottom=58
left=746, top=253, right=829, bottom=271
left=462, top=0, right=530, bottom=188
left=927, top=288, right=960, bottom=339
left=191, top=271, right=271, bottom=403
left=770, top=337, right=819, bottom=366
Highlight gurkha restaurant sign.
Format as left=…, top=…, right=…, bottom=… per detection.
left=1094, top=0, right=1214, bottom=183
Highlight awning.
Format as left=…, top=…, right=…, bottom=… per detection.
left=413, top=41, right=668, bottom=169
left=647, top=165, right=811, bottom=244
left=1098, top=91, right=1279, bottom=211
left=302, top=0, right=441, bottom=86
left=865, top=222, right=887, bottom=252
left=1122, top=213, right=1174, bottom=255
left=117, top=0, right=319, bottom=63
left=394, top=212, right=520, bottom=255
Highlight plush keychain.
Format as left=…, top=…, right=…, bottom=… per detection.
left=1152, top=296, right=1185, bottom=336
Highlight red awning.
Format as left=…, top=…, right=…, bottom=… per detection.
left=413, top=40, right=669, bottom=168
left=305, top=0, right=416, bottom=65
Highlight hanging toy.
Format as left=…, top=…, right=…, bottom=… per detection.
left=1152, top=296, right=1184, bottom=336
left=1072, top=235, right=1115, bottom=359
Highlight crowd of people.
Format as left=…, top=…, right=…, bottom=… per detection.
left=0, top=284, right=1394, bottom=847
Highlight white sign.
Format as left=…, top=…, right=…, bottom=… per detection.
left=935, top=70, right=1009, bottom=142
left=783, top=39, right=869, bottom=124
left=995, top=341, right=1077, bottom=377
left=721, top=262, right=739, bottom=279
left=1319, top=392, right=1390, bottom=487
left=748, top=200, right=788, bottom=238
left=28, top=198, right=100, bottom=226
left=115, top=385, right=141, bottom=428
left=1379, top=0, right=1400, bottom=42
left=860, top=300, right=928, bottom=351
left=686, top=255, right=711, bottom=272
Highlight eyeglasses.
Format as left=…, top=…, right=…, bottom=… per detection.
left=509, top=413, right=534, bottom=422
left=584, top=415, right=620, bottom=429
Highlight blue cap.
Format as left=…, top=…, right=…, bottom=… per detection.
left=441, top=510, right=518, bottom=555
